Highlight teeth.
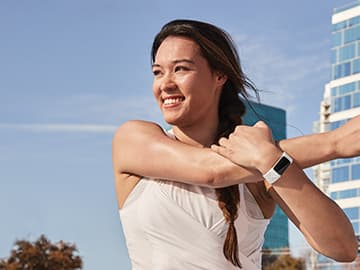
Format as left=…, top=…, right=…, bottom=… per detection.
left=163, top=97, right=183, bottom=105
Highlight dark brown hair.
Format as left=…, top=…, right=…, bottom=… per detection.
left=151, top=19, right=259, bottom=268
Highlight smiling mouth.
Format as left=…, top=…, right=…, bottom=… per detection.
left=162, top=96, right=185, bottom=106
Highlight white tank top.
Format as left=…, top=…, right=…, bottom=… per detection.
left=119, top=179, right=270, bottom=269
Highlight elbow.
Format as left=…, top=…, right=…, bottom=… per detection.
left=330, top=234, right=358, bottom=262
left=205, top=167, right=227, bottom=188
left=339, top=237, right=358, bottom=262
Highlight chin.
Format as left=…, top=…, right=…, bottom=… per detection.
left=163, top=117, right=178, bottom=126
left=162, top=115, right=184, bottom=127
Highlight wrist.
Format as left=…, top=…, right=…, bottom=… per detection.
left=255, top=145, right=283, bottom=175
left=326, top=129, right=340, bottom=159
left=262, top=152, right=293, bottom=184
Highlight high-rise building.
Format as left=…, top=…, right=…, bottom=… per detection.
left=313, top=1, right=360, bottom=268
left=243, top=101, right=289, bottom=250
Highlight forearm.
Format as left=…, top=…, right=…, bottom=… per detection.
left=278, top=114, right=360, bottom=168
left=277, top=131, right=336, bottom=169
left=267, top=164, right=357, bottom=261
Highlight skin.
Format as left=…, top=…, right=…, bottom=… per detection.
left=113, top=36, right=359, bottom=262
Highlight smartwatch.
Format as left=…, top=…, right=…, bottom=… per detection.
left=263, top=152, right=293, bottom=184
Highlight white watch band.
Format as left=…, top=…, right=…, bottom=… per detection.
left=263, top=152, right=293, bottom=184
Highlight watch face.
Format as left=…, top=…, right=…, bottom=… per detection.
left=274, top=156, right=291, bottom=175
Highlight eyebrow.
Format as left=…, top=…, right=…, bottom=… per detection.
left=152, top=59, right=195, bottom=68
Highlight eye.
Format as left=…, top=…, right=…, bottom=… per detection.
left=152, top=69, right=162, bottom=76
left=174, top=65, right=189, bottom=72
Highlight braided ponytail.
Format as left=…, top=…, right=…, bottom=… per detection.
left=214, top=85, right=246, bottom=268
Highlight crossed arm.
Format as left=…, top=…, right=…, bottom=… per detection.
left=112, top=115, right=360, bottom=261
left=211, top=119, right=359, bottom=262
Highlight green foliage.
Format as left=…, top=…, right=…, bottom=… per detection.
left=0, top=235, right=82, bottom=270
left=264, top=254, right=305, bottom=270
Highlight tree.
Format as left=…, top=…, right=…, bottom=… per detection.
left=264, top=254, right=305, bottom=270
left=0, top=235, right=82, bottom=270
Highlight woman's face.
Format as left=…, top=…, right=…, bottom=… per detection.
left=152, top=36, right=226, bottom=127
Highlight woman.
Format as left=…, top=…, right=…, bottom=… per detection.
left=113, top=19, right=359, bottom=269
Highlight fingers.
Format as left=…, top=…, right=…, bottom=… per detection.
left=218, top=137, right=229, bottom=147
left=211, top=144, right=233, bottom=159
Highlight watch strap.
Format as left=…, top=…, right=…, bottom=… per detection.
left=263, top=152, right=293, bottom=184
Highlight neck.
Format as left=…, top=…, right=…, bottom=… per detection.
left=172, top=119, right=219, bottom=148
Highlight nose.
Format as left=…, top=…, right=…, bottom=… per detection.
left=159, top=73, right=177, bottom=92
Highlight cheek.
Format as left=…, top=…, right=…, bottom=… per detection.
left=152, top=81, right=160, bottom=98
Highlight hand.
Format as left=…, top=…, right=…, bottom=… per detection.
left=331, top=115, right=360, bottom=158
left=211, top=121, right=282, bottom=174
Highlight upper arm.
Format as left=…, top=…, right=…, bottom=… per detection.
left=112, top=120, right=215, bottom=186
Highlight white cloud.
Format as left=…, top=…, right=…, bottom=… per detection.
left=4, top=93, right=164, bottom=127
left=233, top=33, right=330, bottom=116
left=0, top=94, right=167, bottom=133
left=0, top=123, right=118, bottom=133
left=56, top=94, right=162, bottom=123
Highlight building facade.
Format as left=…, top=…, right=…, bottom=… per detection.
left=313, top=1, right=360, bottom=268
left=243, top=101, right=289, bottom=250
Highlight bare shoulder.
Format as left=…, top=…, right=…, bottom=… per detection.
left=113, top=120, right=163, bottom=144
left=112, top=120, right=167, bottom=172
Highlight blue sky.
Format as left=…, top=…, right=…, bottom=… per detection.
left=0, top=0, right=353, bottom=269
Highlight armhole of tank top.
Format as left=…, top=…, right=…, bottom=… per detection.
left=240, top=184, right=270, bottom=222
left=119, top=178, right=147, bottom=211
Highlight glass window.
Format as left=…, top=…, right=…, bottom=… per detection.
left=354, top=92, right=360, bottom=108
left=344, top=62, right=351, bottom=77
left=334, top=65, right=340, bottom=79
left=331, top=49, right=338, bottom=64
left=332, top=166, right=349, bottom=183
left=343, top=207, right=359, bottom=220
left=339, top=82, right=355, bottom=94
left=333, top=97, right=342, bottom=112
left=339, top=44, right=355, bottom=61
left=330, top=192, right=338, bottom=200
left=353, top=58, right=360, bottom=74
left=339, top=188, right=357, bottom=199
left=344, top=26, right=360, bottom=44
left=333, top=62, right=351, bottom=79
left=352, top=164, right=360, bottom=180
left=333, top=96, right=352, bottom=111
left=333, top=21, right=347, bottom=31
left=350, top=16, right=360, bottom=27
left=338, top=158, right=354, bottom=165
left=332, top=31, right=342, bottom=47
left=330, top=119, right=347, bottom=130
left=342, top=95, right=351, bottom=110
left=331, top=87, right=337, bottom=96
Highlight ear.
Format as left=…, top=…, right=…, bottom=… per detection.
left=215, top=72, right=228, bottom=89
